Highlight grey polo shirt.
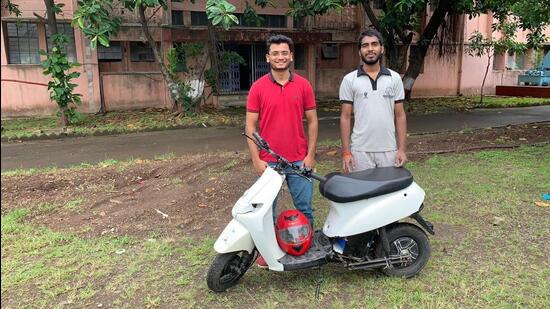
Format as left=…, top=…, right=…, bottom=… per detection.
left=339, top=65, right=404, bottom=152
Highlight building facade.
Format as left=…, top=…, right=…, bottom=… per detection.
left=1, top=1, right=548, bottom=117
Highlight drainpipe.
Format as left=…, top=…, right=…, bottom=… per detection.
left=456, top=13, right=465, bottom=96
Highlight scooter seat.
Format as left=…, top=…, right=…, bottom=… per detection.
left=319, top=167, right=413, bottom=203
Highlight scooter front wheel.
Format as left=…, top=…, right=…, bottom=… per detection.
left=207, top=250, right=256, bottom=292
left=376, top=223, right=431, bottom=278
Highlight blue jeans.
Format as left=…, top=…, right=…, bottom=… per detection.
left=269, top=161, right=314, bottom=226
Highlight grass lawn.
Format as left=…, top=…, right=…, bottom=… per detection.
left=1, top=144, right=549, bottom=308
left=2, top=96, right=549, bottom=140
left=1, top=108, right=245, bottom=140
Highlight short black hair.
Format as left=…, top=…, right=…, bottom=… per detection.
left=266, top=34, right=294, bottom=54
left=358, top=29, right=384, bottom=49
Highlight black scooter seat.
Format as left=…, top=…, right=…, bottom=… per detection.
left=319, top=167, right=413, bottom=203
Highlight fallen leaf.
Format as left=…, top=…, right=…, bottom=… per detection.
left=492, top=216, right=505, bottom=226
left=205, top=187, right=214, bottom=193
left=325, top=150, right=338, bottom=156
left=519, top=138, right=527, bottom=141
left=535, top=201, right=550, bottom=207
left=198, top=203, right=207, bottom=208
left=109, top=199, right=122, bottom=204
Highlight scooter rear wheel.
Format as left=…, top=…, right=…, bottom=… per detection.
left=207, top=251, right=255, bottom=292
left=376, top=223, right=431, bottom=278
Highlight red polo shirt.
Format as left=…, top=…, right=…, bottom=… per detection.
left=246, top=72, right=316, bottom=162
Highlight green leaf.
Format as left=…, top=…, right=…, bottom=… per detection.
left=98, top=35, right=110, bottom=47
left=229, top=14, right=239, bottom=25
left=212, top=15, right=223, bottom=26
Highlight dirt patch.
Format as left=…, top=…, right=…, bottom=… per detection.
left=2, top=123, right=549, bottom=239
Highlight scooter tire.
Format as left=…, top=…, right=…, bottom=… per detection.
left=207, top=251, right=252, bottom=293
left=376, top=223, right=431, bottom=278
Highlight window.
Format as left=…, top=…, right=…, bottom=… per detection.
left=191, top=11, right=208, bottom=26
left=294, top=44, right=305, bottom=70
left=98, top=41, right=122, bottom=61
left=506, top=50, right=516, bottom=70
left=130, top=42, right=155, bottom=61
left=172, top=10, right=184, bottom=26
left=5, top=22, right=40, bottom=64
left=237, top=14, right=287, bottom=28
left=516, top=52, right=525, bottom=70
left=373, top=0, right=384, bottom=10
left=321, top=43, right=339, bottom=59
left=172, top=43, right=187, bottom=72
left=293, top=16, right=306, bottom=29
left=263, top=15, right=286, bottom=28
left=46, top=23, right=77, bottom=62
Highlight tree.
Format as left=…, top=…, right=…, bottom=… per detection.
left=356, top=0, right=549, bottom=99
left=41, top=0, right=84, bottom=126
left=465, top=0, right=549, bottom=103
left=466, top=22, right=525, bottom=103
left=6, top=0, right=549, bottom=116
left=73, top=0, right=241, bottom=116
left=3, top=0, right=81, bottom=126
left=2, top=0, right=21, bottom=17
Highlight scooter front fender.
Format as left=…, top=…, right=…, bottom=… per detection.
left=214, top=219, right=254, bottom=254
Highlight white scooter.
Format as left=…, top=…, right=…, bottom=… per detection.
left=207, top=133, right=434, bottom=293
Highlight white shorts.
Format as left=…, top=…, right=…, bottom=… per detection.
left=352, top=150, right=397, bottom=171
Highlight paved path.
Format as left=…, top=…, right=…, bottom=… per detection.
left=2, top=105, right=549, bottom=171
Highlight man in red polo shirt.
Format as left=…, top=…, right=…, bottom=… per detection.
left=245, top=34, right=318, bottom=267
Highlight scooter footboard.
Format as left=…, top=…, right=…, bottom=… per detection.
left=214, top=219, right=255, bottom=254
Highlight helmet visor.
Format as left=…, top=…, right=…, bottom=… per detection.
left=277, top=225, right=311, bottom=244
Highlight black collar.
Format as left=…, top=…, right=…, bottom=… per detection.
left=269, top=71, right=294, bottom=84
left=356, top=65, right=391, bottom=78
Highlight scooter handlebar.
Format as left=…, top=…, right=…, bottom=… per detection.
left=246, top=132, right=327, bottom=182
left=252, top=132, right=267, bottom=148
left=303, top=168, right=327, bottom=182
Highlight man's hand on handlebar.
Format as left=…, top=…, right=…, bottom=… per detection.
left=301, top=154, right=316, bottom=170
left=253, top=159, right=268, bottom=176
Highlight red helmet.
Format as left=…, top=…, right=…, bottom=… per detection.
left=275, top=210, right=313, bottom=256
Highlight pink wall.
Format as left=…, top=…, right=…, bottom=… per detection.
left=1, top=0, right=102, bottom=117
left=101, top=73, right=168, bottom=111
left=411, top=46, right=462, bottom=96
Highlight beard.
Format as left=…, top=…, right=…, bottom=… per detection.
left=270, top=61, right=291, bottom=71
left=361, top=53, right=383, bottom=65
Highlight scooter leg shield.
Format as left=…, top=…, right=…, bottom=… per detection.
left=214, top=219, right=255, bottom=254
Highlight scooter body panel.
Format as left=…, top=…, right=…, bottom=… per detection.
left=323, top=182, right=425, bottom=237
left=214, top=219, right=254, bottom=254
left=216, top=167, right=287, bottom=271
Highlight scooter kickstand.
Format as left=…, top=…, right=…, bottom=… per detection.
left=379, top=227, right=394, bottom=270
left=315, top=267, right=324, bottom=300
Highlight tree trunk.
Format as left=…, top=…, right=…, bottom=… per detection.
left=207, top=22, right=220, bottom=107
left=480, top=54, right=492, bottom=104
left=138, top=5, right=180, bottom=112
left=402, top=0, right=452, bottom=99
left=44, top=0, right=69, bottom=127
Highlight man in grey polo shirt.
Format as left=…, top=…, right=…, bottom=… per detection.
left=339, top=29, right=408, bottom=172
